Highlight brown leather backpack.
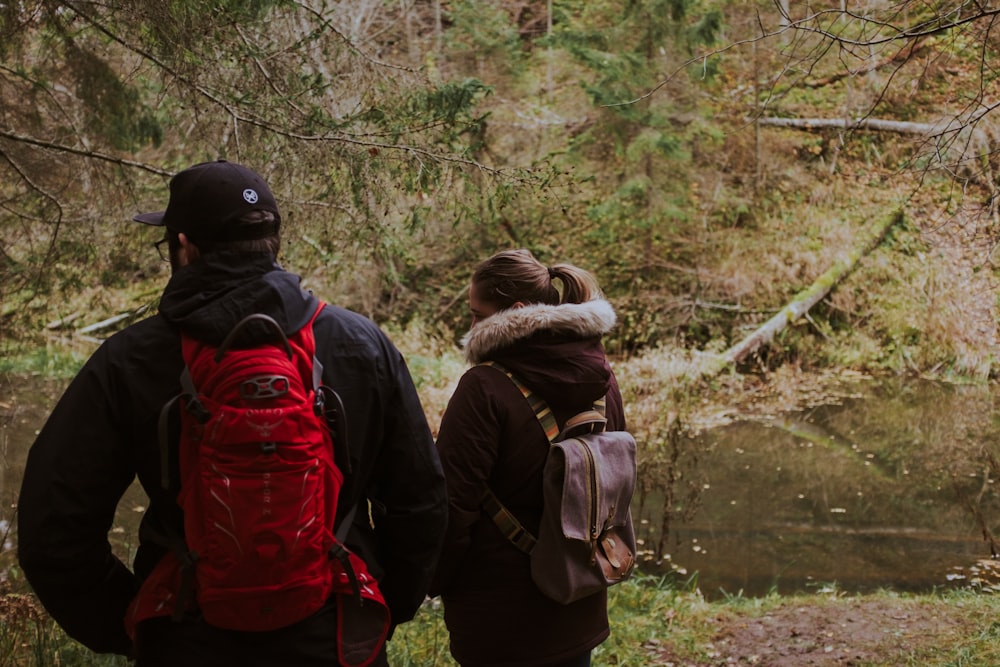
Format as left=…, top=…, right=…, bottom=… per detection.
left=480, top=362, right=638, bottom=604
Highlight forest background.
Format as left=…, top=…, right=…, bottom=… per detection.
left=6, top=2, right=1000, bottom=664
left=4, top=0, right=1000, bottom=390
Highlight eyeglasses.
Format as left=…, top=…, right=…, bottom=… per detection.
left=154, top=237, right=170, bottom=262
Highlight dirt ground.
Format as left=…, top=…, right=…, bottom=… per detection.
left=649, top=596, right=966, bottom=666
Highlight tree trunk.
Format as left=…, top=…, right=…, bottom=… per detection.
left=778, top=0, right=790, bottom=41
left=701, top=209, right=904, bottom=375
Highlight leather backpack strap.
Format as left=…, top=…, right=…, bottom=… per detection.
left=593, top=396, right=607, bottom=418
left=560, top=409, right=607, bottom=438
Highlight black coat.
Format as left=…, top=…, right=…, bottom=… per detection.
left=16, top=253, right=448, bottom=658
left=432, top=299, right=625, bottom=667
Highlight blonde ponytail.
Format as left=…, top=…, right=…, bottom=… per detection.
left=472, top=249, right=602, bottom=309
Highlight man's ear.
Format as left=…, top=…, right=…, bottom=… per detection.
left=511, top=301, right=526, bottom=309
left=177, top=233, right=200, bottom=267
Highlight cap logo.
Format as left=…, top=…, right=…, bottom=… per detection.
left=243, top=188, right=259, bottom=204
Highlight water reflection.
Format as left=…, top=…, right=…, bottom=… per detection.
left=0, top=373, right=148, bottom=574
left=2, top=373, right=999, bottom=599
left=636, top=378, right=1000, bottom=599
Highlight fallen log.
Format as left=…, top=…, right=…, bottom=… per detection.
left=76, top=305, right=150, bottom=336
left=701, top=209, right=904, bottom=375
left=758, top=115, right=993, bottom=190
left=46, top=312, right=83, bottom=330
left=756, top=116, right=937, bottom=135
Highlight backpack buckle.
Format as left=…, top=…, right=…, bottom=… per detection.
left=185, top=397, right=211, bottom=424
left=240, top=375, right=290, bottom=400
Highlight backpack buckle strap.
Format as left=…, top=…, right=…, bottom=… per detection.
left=171, top=550, right=199, bottom=623
left=481, top=488, right=536, bottom=554
left=317, top=385, right=351, bottom=474
left=157, top=395, right=182, bottom=490
left=329, top=502, right=363, bottom=603
left=329, top=544, right=363, bottom=604
left=184, top=397, right=210, bottom=424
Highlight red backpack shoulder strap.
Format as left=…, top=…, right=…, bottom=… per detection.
left=291, top=300, right=325, bottom=352
left=282, top=300, right=325, bottom=388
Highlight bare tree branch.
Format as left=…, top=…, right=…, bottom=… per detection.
left=58, top=0, right=507, bottom=175
left=803, top=37, right=931, bottom=89
left=786, top=4, right=1000, bottom=48
left=0, top=130, right=170, bottom=175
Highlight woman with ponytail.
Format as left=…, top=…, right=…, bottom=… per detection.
left=431, top=249, right=625, bottom=667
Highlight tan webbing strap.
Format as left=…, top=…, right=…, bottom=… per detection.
left=477, top=361, right=604, bottom=555
left=480, top=488, right=536, bottom=554
left=480, top=361, right=559, bottom=441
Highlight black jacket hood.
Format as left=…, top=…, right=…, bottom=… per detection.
left=158, top=252, right=318, bottom=345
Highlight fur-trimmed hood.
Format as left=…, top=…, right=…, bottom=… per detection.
left=462, top=298, right=617, bottom=364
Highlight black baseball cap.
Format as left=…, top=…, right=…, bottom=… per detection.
left=133, top=159, right=281, bottom=242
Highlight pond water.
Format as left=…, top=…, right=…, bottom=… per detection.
left=2, top=372, right=998, bottom=600
left=634, top=377, right=1000, bottom=599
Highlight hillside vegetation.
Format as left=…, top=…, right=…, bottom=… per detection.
left=1, top=1, right=998, bottom=382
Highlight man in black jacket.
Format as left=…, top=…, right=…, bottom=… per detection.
left=16, top=159, right=448, bottom=665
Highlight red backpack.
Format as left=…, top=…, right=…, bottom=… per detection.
left=128, top=304, right=388, bottom=666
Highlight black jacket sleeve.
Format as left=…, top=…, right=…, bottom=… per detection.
left=314, top=306, right=447, bottom=626
left=16, top=343, right=139, bottom=656
left=370, top=348, right=449, bottom=624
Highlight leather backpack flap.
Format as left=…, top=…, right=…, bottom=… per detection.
left=581, top=431, right=638, bottom=581
left=598, top=524, right=635, bottom=580
left=532, top=430, right=638, bottom=603
left=553, top=431, right=637, bottom=542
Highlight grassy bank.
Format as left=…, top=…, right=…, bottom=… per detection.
left=390, top=574, right=1000, bottom=666
left=5, top=574, right=1000, bottom=666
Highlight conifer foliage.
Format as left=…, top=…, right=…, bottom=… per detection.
left=0, top=0, right=498, bottom=336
